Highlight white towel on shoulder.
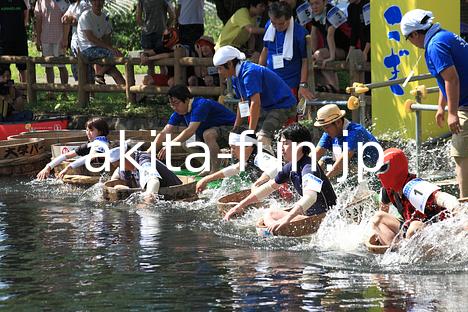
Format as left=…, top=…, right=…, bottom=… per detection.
left=263, top=18, right=294, bottom=61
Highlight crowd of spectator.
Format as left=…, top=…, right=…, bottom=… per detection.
left=0, top=0, right=371, bottom=97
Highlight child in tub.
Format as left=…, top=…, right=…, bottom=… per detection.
left=107, top=144, right=182, bottom=203
left=371, top=148, right=461, bottom=245
left=36, top=117, right=110, bottom=180
left=224, top=124, right=337, bottom=235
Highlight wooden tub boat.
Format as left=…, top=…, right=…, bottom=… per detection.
left=255, top=211, right=326, bottom=237
left=50, top=141, right=86, bottom=158
left=8, top=130, right=87, bottom=152
left=216, top=189, right=260, bottom=216
left=365, top=234, right=390, bottom=254
left=62, top=174, right=102, bottom=186
left=102, top=175, right=197, bottom=202
left=0, top=138, right=49, bottom=176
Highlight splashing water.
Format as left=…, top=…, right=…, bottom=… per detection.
left=379, top=207, right=468, bottom=268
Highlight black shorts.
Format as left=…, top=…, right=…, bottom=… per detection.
left=0, top=39, right=28, bottom=71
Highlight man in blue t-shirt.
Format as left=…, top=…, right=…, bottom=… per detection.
left=213, top=45, right=297, bottom=152
left=153, top=85, right=236, bottom=174
left=259, top=1, right=314, bottom=101
left=314, top=104, right=380, bottom=179
left=401, top=9, right=468, bottom=198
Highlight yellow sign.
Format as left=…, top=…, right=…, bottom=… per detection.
left=371, top=0, right=460, bottom=140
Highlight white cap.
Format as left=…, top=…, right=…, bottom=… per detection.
left=213, top=45, right=246, bottom=66
left=400, top=9, right=434, bottom=37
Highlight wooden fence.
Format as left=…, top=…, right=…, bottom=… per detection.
left=0, top=38, right=371, bottom=120
left=0, top=48, right=224, bottom=107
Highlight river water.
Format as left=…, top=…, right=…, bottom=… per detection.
left=0, top=142, right=467, bottom=310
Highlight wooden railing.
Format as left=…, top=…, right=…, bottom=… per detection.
left=1, top=39, right=371, bottom=121
left=0, top=46, right=223, bottom=107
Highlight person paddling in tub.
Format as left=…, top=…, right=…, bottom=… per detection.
left=196, top=126, right=280, bottom=194
left=36, top=117, right=110, bottom=180
left=108, top=144, right=183, bottom=203
left=371, top=148, right=462, bottom=246
left=224, top=124, right=337, bottom=235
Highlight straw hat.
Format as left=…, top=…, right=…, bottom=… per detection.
left=314, top=104, right=346, bottom=127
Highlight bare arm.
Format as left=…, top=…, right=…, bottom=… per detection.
left=35, top=11, right=42, bottom=50
left=62, top=22, right=71, bottom=50
left=440, top=65, right=461, bottom=133
left=259, top=47, right=268, bottom=66
left=315, top=146, right=327, bottom=161
left=172, top=122, right=200, bottom=143
left=244, top=25, right=265, bottom=35
left=151, top=124, right=175, bottom=151
left=224, top=180, right=281, bottom=220
left=324, top=26, right=337, bottom=64
left=248, top=93, right=261, bottom=131
left=299, top=58, right=315, bottom=100
left=326, top=150, right=354, bottom=179
left=136, top=2, right=142, bottom=26
left=310, top=26, right=318, bottom=53
left=167, top=2, right=176, bottom=27
left=84, top=30, right=113, bottom=49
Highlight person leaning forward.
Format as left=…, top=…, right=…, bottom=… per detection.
left=401, top=9, right=468, bottom=198
left=213, top=45, right=298, bottom=153
left=151, top=85, right=236, bottom=174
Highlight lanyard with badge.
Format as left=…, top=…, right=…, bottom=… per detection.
left=236, top=62, right=250, bottom=118
left=272, top=36, right=284, bottom=70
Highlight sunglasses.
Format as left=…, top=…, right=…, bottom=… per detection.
left=376, top=162, right=390, bottom=175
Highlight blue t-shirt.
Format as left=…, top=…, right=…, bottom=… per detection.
left=318, top=121, right=379, bottom=166
left=263, top=20, right=308, bottom=89
left=168, top=97, right=236, bottom=138
left=425, top=27, right=468, bottom=107
left=231, top=61, right=297, bottom=111
left=274, top=156, right=336, bottom=215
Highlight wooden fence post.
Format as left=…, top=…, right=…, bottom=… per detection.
left=26, top=58, right=37, bottom=105
left=173, top=47, right=186, bottom=85
left=77, top=54, right=89, bottom=107
left=125, top=59, right=136, bottom=105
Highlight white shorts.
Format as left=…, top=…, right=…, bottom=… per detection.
left=41, top=43, right=66, bottom=68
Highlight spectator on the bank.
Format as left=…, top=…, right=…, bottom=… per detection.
left=62, top=0, right=91, bottom=82
left=142, top=73, right=174, bottom=87
left=192, top=36, right=219, bottom=86
left=35, top=0, right=70, bottom=100
left=136, top=0, right=176, bottom=75
left=259, top=2, right=314, bottom=101
left=215, top=0, right=268, bottom=55
left=176, top=0, right=205, bottom=50
left=309, top=0, right=351, bottom=93
left=0, top=66, right=32, bottom=122
left=140, top=28, right=181, bottom=86
left=0, top=0, right=29, bottom=83
left=77, top=0, right=125, bottom=85
left=213, top=0, right=249, bottom=25
left=281, top=0, right=307, bottom=24
left=347, top=0, right=370, bottom=62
